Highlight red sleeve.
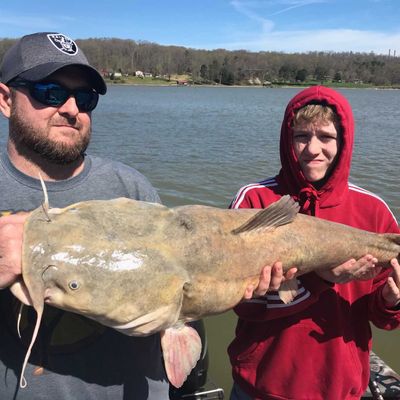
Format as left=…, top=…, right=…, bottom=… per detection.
left=367, top=207, right=400, bottom=329
left=233, top=274, right=332, bottom=322
left=229, top=182, right=282, bottom=210
left=368, top=280, right=400, bottom=330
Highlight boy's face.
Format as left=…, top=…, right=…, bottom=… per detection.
left=292, top=119, right=340, bottom=183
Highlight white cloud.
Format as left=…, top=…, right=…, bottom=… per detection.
left=212, top=29, right=400, bottom=54
left=231, top=0, right=328, bottom=17
left=221, top=1, right=399, bottom=54
left=0, top=11, right=77, bottom=35
left=0, top=15, right=57, bottom=31
left=267, top=0, right=328, bottom=16
left=231, top=1, right=275, bottom=32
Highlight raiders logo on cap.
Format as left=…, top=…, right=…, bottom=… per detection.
left=47, top=33, right=78, bottom=56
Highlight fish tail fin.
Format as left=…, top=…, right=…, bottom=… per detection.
left=160, top=323, right=202, bottom=388
left=278, top=279, right=300, bottom=304
left=19, top=306, right=43, bottom=388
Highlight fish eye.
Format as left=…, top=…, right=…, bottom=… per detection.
left=68, top=280, right=80, bottom=290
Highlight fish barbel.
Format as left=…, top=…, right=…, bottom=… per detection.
left=19, top=196, right=400, bottom=388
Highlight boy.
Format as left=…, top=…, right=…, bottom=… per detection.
left=229, top=86, right=400, bottom=400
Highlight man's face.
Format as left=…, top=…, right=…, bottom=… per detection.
left=9, top=66, right=93, bottom=164
left=292, top=119, right=340, bottom=183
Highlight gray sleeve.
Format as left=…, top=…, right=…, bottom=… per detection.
left=88, top=157, right=161, bottom=204
left=111, top=162, right=160, bottom=203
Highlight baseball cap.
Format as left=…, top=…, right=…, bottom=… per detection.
left=0, top=32, right=107, bottom=94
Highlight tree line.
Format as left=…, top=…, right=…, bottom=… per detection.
left=1, top=37, right=399, bottom=86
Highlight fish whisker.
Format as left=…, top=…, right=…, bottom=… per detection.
left=38, top=173, right=51, bottom=222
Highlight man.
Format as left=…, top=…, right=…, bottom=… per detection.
left=228, top=86, right=400, bottom=400
left=0, top=32, right=169, bottom=399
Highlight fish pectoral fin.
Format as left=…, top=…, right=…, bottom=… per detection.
left=278, top=279, right=299, bottom=304
left=160, top=323, right=202, bottom=388
left=232, top=195, right=300, bottom=234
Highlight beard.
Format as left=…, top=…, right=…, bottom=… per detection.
left=9, top=107, right=91, bottom=165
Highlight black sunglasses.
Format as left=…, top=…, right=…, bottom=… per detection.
left=8, top=80, right=99, bottom=112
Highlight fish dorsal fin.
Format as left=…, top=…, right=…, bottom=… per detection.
left=232, top=195, right=300, bottom=235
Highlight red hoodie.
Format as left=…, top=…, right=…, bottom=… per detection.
left=228, top=86, right=400, bottom=400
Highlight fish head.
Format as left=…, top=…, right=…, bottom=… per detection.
left=22, top=204, right=109, bottom=319
left=22, top=199, right=188, bottom=337
left=26, top=241, right=124, bottom=323
left=40, top=262, right=93, bottom=314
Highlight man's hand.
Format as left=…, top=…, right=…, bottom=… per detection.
left=0, top=213, right=28, bottom=289
left=316, top=254, right=381, bottom=284
left=382, top=258, right=400, bottom=309
left=243, top=262, right=298, bottom=300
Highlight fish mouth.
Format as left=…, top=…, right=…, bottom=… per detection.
left=43, top=289, right=52, bottom=303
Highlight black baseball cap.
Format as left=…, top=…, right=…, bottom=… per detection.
left=0, top=32, right=107, bottom=94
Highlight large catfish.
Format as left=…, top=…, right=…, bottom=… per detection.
left=19, top=196, right=400, bottom=388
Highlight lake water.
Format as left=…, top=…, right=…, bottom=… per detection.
left=0, top=85, right=399, bottom=394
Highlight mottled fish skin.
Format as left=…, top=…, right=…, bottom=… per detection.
left=20, top=196, right=400, bottom=388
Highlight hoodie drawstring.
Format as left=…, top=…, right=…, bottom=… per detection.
left=294, top=187, right=319, bottom=216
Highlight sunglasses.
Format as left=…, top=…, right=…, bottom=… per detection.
left=8, top=80, right=99, bottom=112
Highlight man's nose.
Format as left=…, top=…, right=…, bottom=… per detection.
left=57, top=96, right=79, bottom=117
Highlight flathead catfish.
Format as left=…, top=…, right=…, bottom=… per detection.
left=20, top=196, right=400, bottom=388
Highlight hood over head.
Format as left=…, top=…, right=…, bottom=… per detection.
left=277, top=86, right=354, bottom=214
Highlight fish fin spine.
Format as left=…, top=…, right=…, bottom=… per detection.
left=232, top=195, right=300, bottom=235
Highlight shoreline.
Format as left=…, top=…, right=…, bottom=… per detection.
left=105, top=81, right=400, bottom=90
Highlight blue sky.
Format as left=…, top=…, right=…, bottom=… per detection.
left=1, top=0, right=399, bottom=54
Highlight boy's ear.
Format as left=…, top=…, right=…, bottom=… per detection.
left=0, top=82, right=12, bottom=118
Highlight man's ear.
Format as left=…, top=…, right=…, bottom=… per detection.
left=0, top=82, right=12, bottom=118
